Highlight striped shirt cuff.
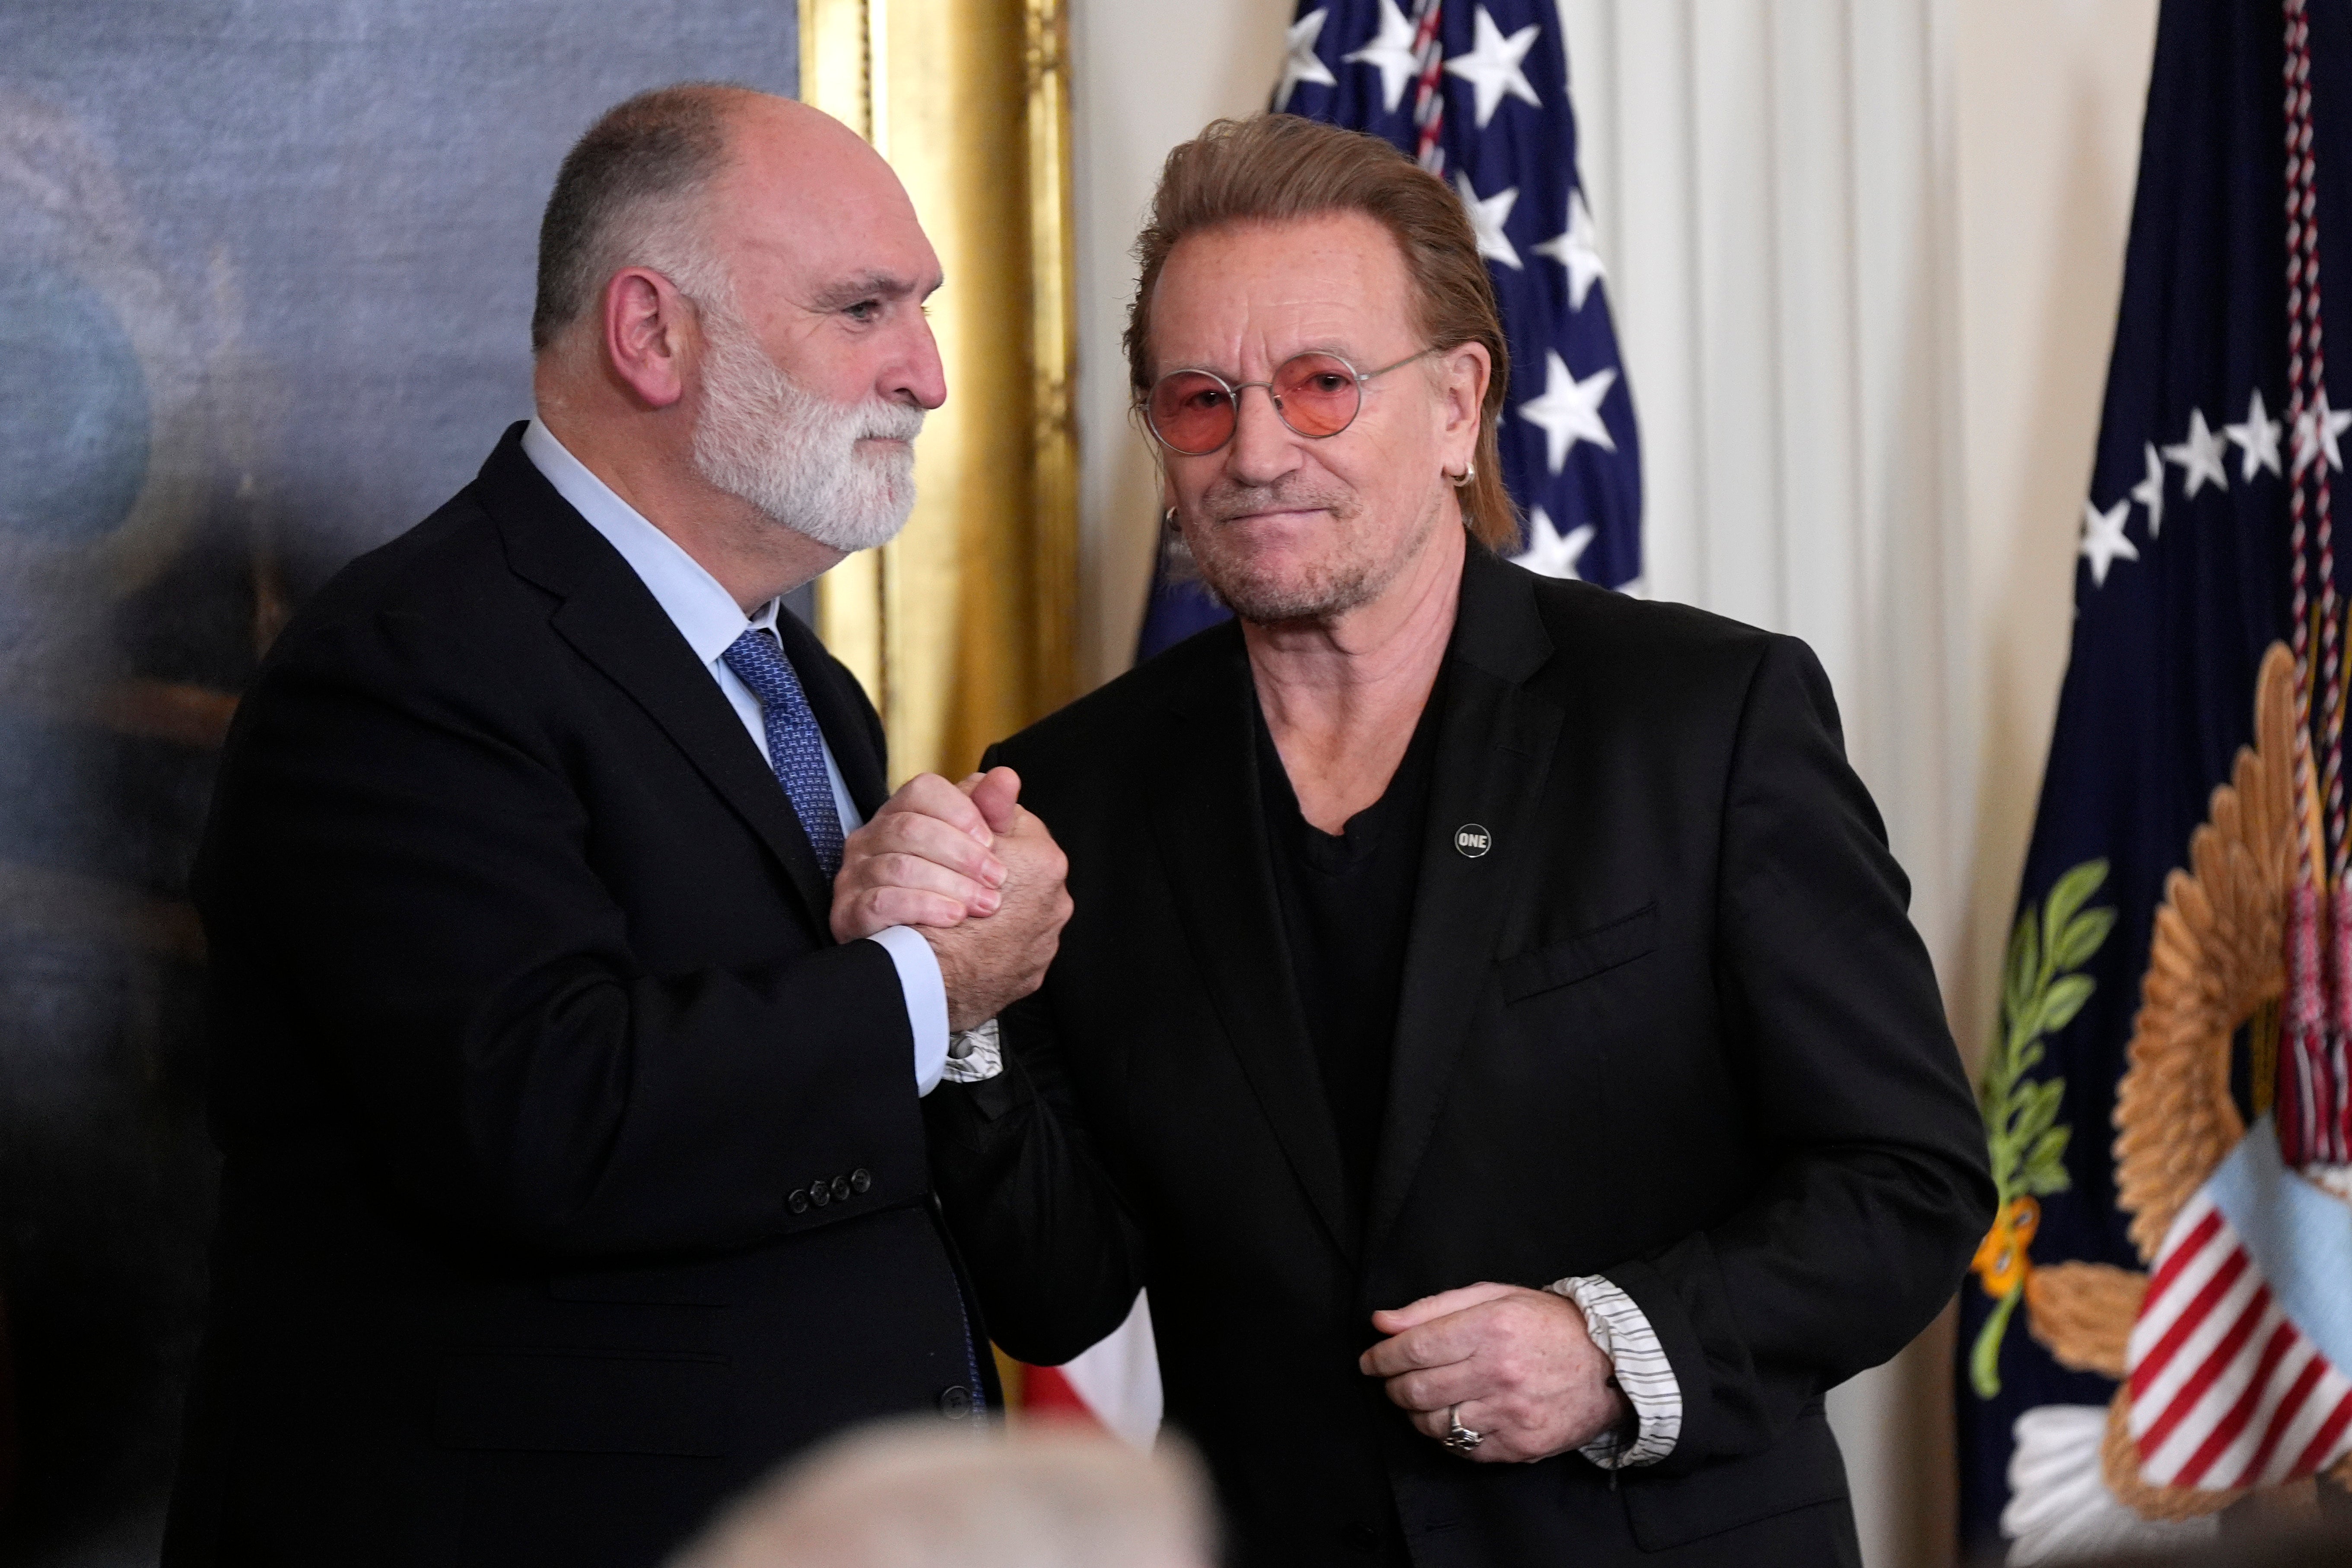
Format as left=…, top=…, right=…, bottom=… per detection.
left=1547, top=1273, right=1681, bottom=1470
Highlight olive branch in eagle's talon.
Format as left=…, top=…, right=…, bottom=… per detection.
left=1968, top=857, right=2113, bottom=1399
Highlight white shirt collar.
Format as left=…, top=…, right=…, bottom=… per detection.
left=520, top=416, right=779, bottom=661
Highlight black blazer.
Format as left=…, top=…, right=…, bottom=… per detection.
left=925, top=540, right=1995, bottom=1567
left=165, top=426, right=986, bottom=1568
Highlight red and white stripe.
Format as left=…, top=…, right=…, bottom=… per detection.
left=2126, top=1189, right=2352, bottom=1489
left=1407, top=0, right=1446, bottom=173
left=1020, top=1291, right=1163, bottom=1451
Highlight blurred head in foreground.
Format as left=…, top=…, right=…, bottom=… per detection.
left=670, top=1420, right=1217, bottom=1568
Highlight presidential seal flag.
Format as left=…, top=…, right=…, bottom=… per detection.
left=1133, top=0, right=1643, bottom=659
left=1961, top=3, right=2352, bottom=1560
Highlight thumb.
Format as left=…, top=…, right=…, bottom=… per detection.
left=969, top=766, right=1023, bottom=835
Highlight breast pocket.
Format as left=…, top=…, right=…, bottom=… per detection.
left=1495, top=903, right=1658, bottom=1003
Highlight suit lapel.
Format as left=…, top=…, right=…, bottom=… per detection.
left=1363, top=547, right=1564, bottom=1260
left=1149, top=632, right=1358, bottom=1260
left=481, top=429, right=838, bottom=928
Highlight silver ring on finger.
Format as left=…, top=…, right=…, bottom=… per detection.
left=1443, top=1403, right=1485, bottom=1454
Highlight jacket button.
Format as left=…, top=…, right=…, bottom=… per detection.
left=788, top=1188, right=809, bottom=1215
left=809, top=1181, right=831, bottom=1208
left=831, top=1174, right=852, bottom=1202
left=1339, top=1522, right=1379, bottom=1555
left=849, top=1167, right=872, bottom=1194
left=938, top=1384, right=973, bottom=1420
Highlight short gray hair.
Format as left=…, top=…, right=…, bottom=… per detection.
left=531, top=82, right=750, bottom=352
left=669, top=1420, right=1217, bottom=1568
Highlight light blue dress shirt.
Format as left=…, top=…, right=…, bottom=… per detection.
left=521, top=417, right=953, bottom=1096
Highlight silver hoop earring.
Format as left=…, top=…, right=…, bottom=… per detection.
left=1164, top=507, right=1179, bottom=526
left=1448, top=463, right=1476, bottom=488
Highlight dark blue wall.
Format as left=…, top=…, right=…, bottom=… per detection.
left=0, top=9, right=797, bottom=1561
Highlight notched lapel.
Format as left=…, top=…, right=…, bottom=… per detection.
left=548, top=590, right=837, bottom=927
left=1148, top=651, right=1358, bottom=1260
left=487, top=439, right=838, bottom=929
left=1364, top=550, right=1565, bottom=1259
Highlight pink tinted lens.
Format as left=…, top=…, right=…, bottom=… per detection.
left=1271, top=354, right=1361, bottom=436
left=1149, top=371, right=1236, bottom=454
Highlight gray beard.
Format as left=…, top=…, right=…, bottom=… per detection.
left=690, top=303, right=924, bottom=553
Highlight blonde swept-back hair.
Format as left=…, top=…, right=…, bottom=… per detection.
left=1125, top=114, right=1517, bottom=550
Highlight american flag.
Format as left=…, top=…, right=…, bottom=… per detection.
left=1133, top=0, right=1644, bottom=659
left=2126, top=1170, right=2352, bottom=1493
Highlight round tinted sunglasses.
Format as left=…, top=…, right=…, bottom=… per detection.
left=1143, top=348, right=1437, bottom=457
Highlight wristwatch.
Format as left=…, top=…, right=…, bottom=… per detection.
left=941, top=1017, right=1004, bottom=1083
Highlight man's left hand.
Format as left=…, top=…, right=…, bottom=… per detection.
left=1358, top=1282, right=1629, bottom=1463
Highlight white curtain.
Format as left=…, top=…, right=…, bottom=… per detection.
left=1560, top=7, right=1969, bottom=1559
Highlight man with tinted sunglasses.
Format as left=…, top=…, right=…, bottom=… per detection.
left=875, top=113, right=1991, bottom=1567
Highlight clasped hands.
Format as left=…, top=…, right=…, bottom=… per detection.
left=830, top=779, right=1624, bottom=1463
left=829, top=767, right=1071, bottom=1032
left=1359, top=1283, right=1632, bottom=1463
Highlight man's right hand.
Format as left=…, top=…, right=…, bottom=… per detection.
left=831, top=772, right=1008, bottom=943
left=922, top=768, right=1071, bottom=1032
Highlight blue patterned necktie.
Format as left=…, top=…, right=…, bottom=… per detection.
left=721, top=627, right=845, bottom=879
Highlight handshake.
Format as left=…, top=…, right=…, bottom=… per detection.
left=828, top=768, right=1073, bottom=1033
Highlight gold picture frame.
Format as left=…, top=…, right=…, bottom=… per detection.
left=799, top=0, right=1081, bottom=783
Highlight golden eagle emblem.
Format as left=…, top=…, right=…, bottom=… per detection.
left=2017, top=643, right=2352, bottom=1520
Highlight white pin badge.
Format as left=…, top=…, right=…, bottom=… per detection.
left=1453, top=823, right=1492, bottom=858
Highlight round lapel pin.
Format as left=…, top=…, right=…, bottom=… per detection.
left=1453, top=823, right=1492, bottom=858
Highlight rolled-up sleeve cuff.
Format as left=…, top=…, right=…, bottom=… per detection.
left=866, top=926, right=950, bottom=1095
left=1548, top=1273, right=1682, bottom=1470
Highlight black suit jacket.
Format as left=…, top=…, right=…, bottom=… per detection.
left=165, top=426, right=986, bottom=1568
left=925, top=540, right=1995, bottom=1567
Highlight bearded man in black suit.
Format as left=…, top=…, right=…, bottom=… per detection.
left=904, top=114, right=1996, bottom=1567
left=165, top=84, right=1069, bottom=1568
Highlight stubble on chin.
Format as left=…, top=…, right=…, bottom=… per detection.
left=1183, top=484, right=1434, bottom=627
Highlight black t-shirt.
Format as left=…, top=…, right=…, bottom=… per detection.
left=1252, top=676, right=1447, bottom=1216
